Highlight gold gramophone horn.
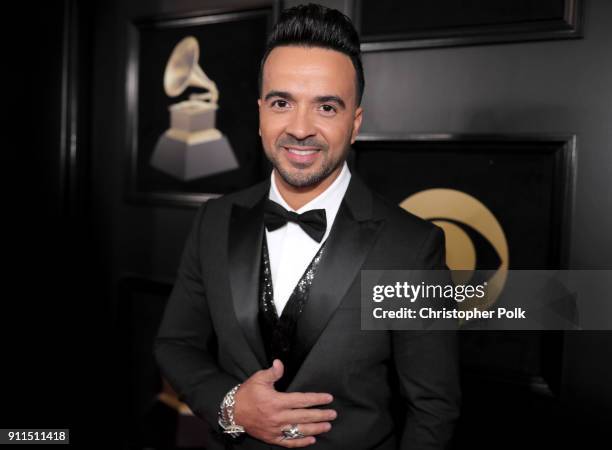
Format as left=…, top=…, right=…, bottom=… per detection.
left=163, top=36, right=219, bottom=104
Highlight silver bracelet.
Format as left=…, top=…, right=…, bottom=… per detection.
left=218, top=383, right=245, bottom=438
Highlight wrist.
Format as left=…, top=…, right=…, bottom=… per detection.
left=218, top=383, right=245, bottom=438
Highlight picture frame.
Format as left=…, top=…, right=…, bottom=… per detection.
left=353, top=0, right=583, bottom=52
left=125, top=8, right=274, bottom=207
left=351, top=132, right=576, bottom=394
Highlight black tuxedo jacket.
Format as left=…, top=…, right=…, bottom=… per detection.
left=154, top=173, right=461, bottom=449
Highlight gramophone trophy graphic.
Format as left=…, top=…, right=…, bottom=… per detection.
left=150, top=36, right=239, bottom=181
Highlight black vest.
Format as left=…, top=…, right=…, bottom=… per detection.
left=258, top=234, right=327, bottom=391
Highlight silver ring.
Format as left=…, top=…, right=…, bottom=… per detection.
left=281, top=424, right=305, bottom=440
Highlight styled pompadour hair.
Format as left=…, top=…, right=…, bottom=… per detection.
left=258, top=3, right=364, bottom=106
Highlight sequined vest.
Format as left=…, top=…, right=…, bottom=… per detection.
left=258, top=234, right=327, bottom=391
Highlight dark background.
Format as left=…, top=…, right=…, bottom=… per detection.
left=4, top=0, right=611, bottom=448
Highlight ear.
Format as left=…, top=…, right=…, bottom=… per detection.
left=257, top=99, right=262, bottom=136
left=350, top=106, right=363, bottom=144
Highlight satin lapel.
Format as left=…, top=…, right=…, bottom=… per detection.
left=228, top=194, right=269, bottom=371
left=289, top=175, right=385, bottom=387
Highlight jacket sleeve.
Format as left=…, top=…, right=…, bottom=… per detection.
left=153, top=202, right=240, bottom=428
left=393, top=226, right=462, bottom=450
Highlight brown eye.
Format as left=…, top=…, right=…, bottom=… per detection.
left=319, top=104, right=337, bottom=114
left=271, top=99, right=289, bottom=108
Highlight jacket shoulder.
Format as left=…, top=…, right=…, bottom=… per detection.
left=370, top=188, right=439, bottom=238
left=366, top=186, right=446, bottom=268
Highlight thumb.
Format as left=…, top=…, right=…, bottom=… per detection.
left=258, top=359, right=284, bottom=384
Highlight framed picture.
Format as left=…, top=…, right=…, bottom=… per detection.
left=351, top=133, right=576, bottom=394
left=353, top=0, right=583, bottom=52
left=126, top=8, right=274, bottom=207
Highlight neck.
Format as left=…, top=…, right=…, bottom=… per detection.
left=274, top=165, right=343, bottom=210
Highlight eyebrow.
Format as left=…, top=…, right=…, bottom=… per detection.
left=264, top=91, right=347, bottom=110
left=315, top=95, right=346, bottom=110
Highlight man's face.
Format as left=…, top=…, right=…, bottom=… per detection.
left=258, top=46, right=363, bottom=189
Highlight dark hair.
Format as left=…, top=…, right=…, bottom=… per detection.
left=258, top=3, right=364, bottom=106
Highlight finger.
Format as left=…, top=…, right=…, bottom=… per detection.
left=275, top=435, right=317, bottom=448
left=257, top=359, right=285, bottom=385
left=280, top=422, right=332, bottom=437
left=278, top=392, right=333, bottom=408
left=282, top=408, right=337, bottom=424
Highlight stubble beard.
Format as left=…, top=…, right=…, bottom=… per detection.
left=270, top=146, right=347, bottom=188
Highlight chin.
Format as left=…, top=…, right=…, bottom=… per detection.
left=280, top=172, right=317, bottom=188
left=279, top=166, right=334, bottom=189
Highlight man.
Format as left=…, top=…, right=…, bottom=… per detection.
left=154, top=4, right=460, bottom=449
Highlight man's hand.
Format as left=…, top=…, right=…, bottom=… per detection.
left=233, top=359, right=336, bottom=447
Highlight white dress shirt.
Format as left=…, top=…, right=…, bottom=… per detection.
left=265, top=161, right=351, bottom=316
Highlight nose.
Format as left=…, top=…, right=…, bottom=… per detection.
left=285, top=106, right=316, bottom=140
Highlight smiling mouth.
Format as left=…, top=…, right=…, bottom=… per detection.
left=281, top=146, right=321, bottom=165
left=283, top=146, right=320, bottom=155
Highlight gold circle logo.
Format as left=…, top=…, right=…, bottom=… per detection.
left=400, top=189, right=509, bottom=311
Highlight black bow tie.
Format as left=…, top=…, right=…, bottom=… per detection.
left=264, top=199, right=327, bottom=243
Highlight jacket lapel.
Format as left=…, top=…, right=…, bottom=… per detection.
left=288, top=174, right=385, bottom=388
left=228, top=183, right=270, bottom=371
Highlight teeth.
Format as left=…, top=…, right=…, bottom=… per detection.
left=287, top=148, right=318, bottom=155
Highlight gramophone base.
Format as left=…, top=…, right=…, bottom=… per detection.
left=150, top=131, right=239, bottom=181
